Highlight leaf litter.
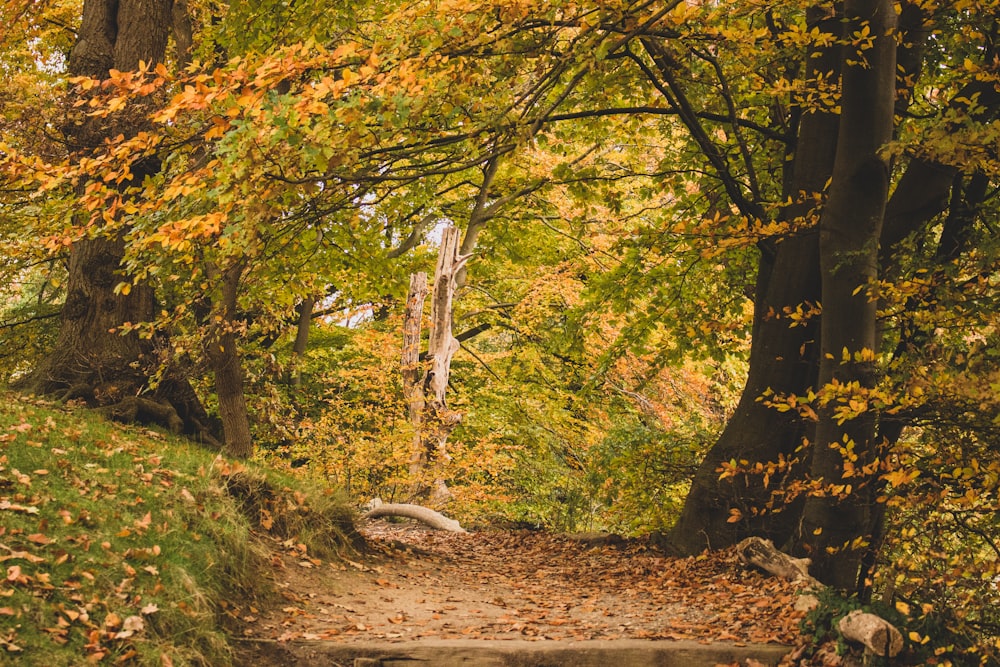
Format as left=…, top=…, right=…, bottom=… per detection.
left=246, top=520, right=806, bottom=648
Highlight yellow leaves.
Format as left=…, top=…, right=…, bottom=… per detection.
left=882, top=467, right=920, bottom=488
left=781, top=302, right=823, bottom=329
left=667, top=1, right=697, bottom=27
left=312, top=75, right=343, bottom=98
left=331, top=41, right=359, bottom=61
left=341, top=67, right=360, bottom=87
left=105, top=96, right=127, bottom=113
left=760, top=389, right=818, bottom=421
left=140, top=211, right=230, bottom=254
left=202, top=116, right=231, bottom=141
left=71, top=75, right=99, bottom=91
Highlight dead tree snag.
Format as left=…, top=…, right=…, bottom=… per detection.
left=401, top=226, right=470, bottom=504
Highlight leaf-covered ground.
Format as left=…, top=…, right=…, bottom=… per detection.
left=0, top=395, right=356, bottom=667
left=239, top=521, right=807, bottom=659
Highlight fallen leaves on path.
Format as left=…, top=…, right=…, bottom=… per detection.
left=245, top=521, right=807, bottom=647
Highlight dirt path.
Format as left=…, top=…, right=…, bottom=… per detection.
left=235, top=520, right=807, bottom=664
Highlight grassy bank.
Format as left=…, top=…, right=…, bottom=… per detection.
left=0, top=394, right=357, bottom=666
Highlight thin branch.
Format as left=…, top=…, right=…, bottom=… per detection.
left=458, top=341, right=503, bottom=381
left=386, top=212, right=436, bottom=259
left=455, top=322, right=492, bottom=344
left=691, top=46, right=762, bottom=201
left=0, top=311, right=60, bottom=331
left=635, top=39, right=766, bottom=222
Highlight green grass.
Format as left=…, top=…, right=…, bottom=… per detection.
left=0, top=394, right=358, bottom=666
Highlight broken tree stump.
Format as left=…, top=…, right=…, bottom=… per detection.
left=401, top=226, right=471, bottom=504
left=837, top=609, right=904, bottom=658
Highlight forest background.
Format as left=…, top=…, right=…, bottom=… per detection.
left=1, top=0, right=999, bottom=662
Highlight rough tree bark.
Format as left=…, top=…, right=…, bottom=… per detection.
left=667, top=4, right=954, bottom=584
left=653, top=2, right=996, bottom=595
left=21, top=0, right=218, bottom=444
left=403, top=271, right=429, bottom=483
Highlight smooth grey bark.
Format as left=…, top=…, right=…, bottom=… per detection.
left=798, top=0, right=897, bottom=591
left=666, top=5, right=841, bottom=555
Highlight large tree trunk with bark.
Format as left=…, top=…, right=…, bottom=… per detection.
left=667, top=1, right=1000, bottom=593
left=796, top=0, right=897, bottom=591
left=666, top=5, right=840, bottom=554
left=19, top=0, right=218, bottom=442
left=29, top=0, right=170, bottom=399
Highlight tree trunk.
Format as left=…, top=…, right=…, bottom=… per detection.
left=424, top=226, right=468, bottom=503
left=290, top=297, right=316, bottom=388
left=666, top=5, right=840, bottom=554
left=21, top=0, right=215, bottom=440
left=403, top=272, right=429, bottom=483
left=204, top=264, right=253, bottom=458
left=402, top=227, right=469, bottom=504
left=30, top=235, right=157, bottom=400
left=797, top=0, right=897, bottom=591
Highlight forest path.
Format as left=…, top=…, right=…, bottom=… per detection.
left=236, top=521, right=806, bottom=665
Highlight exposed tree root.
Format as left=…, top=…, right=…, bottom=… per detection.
left=99, top=396, right=185, bottom=433
left=17, top=369, right=223, bottom=450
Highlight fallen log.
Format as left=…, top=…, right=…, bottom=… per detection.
left=735, top=537, right=902, bottom=658
left=736, top=536, right=821, bottom=588
left=363, top=500, right=466, bottom=533
left=837, top=609, right=903, bottom=658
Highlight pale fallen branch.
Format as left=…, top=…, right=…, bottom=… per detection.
left=735, top=537, right=902, bottom=658
left=363, top=499, right=466, bottom=533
